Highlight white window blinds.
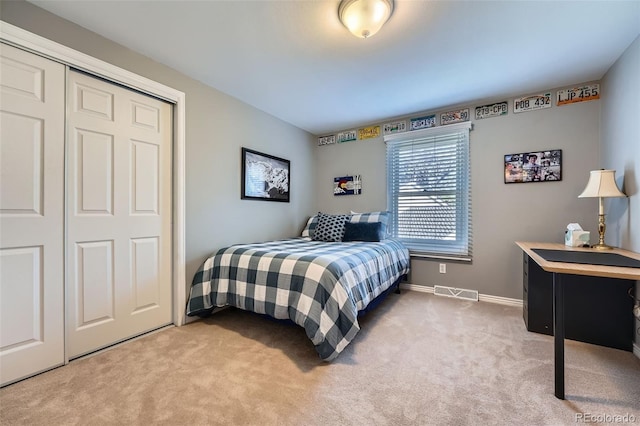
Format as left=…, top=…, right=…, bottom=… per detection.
left=385, top=121, right=471, bottom=259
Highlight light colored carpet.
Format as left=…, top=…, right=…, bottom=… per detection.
left=1, top=290, right=639, bottom=425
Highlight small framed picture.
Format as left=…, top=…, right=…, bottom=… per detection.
left=504, top=149, right=562, bottom=184
left=333, top=175, right=362, bottom=196
left=241, top=148, right=290, bottom=202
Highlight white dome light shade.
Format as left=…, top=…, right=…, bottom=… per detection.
left=339, top=0, right=394, bottom=39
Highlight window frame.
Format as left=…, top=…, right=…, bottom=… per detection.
left=385, top=121, right=472, bottom=260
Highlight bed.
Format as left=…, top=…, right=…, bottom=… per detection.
left=186, top=212, right=410, bottom=361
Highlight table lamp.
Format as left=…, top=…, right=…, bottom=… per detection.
left=578, top=169, right=626, bottom=250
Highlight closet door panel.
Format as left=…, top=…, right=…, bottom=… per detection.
left=0, top=247, right=43, bottom=345
left=74, top=129, right=114, bottom=215
left=130, top=237, right=161, bottom=312
left=66, top=70, right=172, bottom=359
left=75, top=240, right=115, bottom=327
left=0, top=113, right=43, bottom=215
left=0, top=43, right=65, bottom=386
left=131, top=140, right=159, bottom=214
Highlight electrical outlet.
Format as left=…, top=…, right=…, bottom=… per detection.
left=439, top=263, right=446, bottom=274
left=633, top=303, right=640, bottom=320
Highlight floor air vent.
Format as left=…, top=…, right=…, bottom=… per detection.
left=433, top=285, right=479, bottom=301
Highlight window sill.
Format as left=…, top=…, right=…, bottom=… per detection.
left=409, top=251, right=472, bottom=262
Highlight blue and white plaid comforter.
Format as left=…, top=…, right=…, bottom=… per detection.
left=186, top=237, right=410, bottom=361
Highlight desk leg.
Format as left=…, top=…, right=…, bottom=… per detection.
left=553, top=272, right=565, bottom=399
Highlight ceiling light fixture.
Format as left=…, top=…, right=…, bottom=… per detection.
left=338, top=0, right=394, bottom=39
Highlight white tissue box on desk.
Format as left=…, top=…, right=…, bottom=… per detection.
left=565, top=230, right=590, bottom=247
left=565, top=222, right=590, bottom=247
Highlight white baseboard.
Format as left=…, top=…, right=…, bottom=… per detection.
left=400, top=283, right=434, bottom=294
left=401, top=283, right=638, bottom=356
left=479, top=293, right=523, bottom=308
left=399, top=283, right=523, bottom=308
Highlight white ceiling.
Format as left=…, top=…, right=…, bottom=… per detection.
left=29, top=0, right=640, bottom=136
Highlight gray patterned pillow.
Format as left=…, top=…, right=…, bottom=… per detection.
left=301, top=215, right=318, bottom=238
left=312, top=212, right=350, bottom=242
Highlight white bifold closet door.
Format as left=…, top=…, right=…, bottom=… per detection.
left=1, top=45, right=173, bottom=386
left=0, top=43, right=66, bottom=385
left=66, top=70, right=172, bottom=359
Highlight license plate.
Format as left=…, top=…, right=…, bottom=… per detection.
left=440, top=108, right=469, bottom=125
left=318, top=135, right=336, bottom=146
left=337, top=130, right=357, bottom=143
left=410, top=115, right=436, bottom=130
left=358, top=125, right=380, bottom=140
left=475, top=101, right=508, bottom=119
left=514, top=93, right=551, bottom=113
left=383, top=120, right=407, bottom=135
left=557, top=84, right=600, bottom=106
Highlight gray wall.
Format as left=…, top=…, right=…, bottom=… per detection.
left=601, top=35, right=640, bottom=253
left=315, top=86, right=603, bottom=300
left=0, top=1, right=317, bottom=299
left=600, top=35, right=640, bottom=347
left=3, top=1, right=636, bottom=308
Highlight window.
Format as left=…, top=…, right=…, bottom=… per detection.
left=385, top=121, right=471, bottom=260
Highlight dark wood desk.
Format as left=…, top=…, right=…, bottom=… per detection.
left=516, top=242, right=640, bottom=400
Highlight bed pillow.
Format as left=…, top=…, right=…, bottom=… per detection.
left=342, top=221, right=384, bottom=242
left=301, top=215, right=319, bottom=238
left=349, top=211, right=389, bottom=235
left=312, top=212, right=350, bottom=242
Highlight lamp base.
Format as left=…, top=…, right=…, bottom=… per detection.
left=592, top=212, right=614, bottom=251
left=591, top=243, right=614, bottom=250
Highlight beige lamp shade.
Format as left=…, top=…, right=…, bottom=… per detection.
left=578, top=169, right=626, bottom=198
left=339, top=0, right=394, bottom=39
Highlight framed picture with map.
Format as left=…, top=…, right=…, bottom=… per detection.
left=241, top=147, right=290, bottom=202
